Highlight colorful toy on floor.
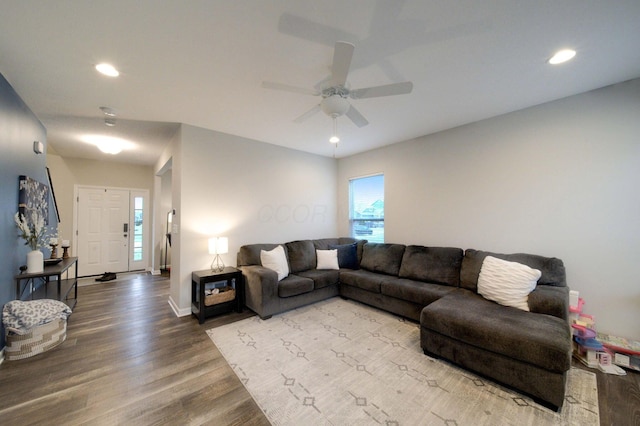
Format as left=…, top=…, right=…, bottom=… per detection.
left=569, top=291, right=625, bottom=374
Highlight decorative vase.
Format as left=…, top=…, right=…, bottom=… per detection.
left=27, top=250, right=44, bottom=273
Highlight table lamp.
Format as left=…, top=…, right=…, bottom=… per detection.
left=209, top=237, right=228, bottom=272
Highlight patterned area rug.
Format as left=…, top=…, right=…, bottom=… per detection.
left=207, top=298, right=599, bottom=425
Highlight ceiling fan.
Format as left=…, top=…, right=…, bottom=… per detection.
left=261, top=41, right=413, bottom=135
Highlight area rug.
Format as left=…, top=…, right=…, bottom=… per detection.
left=207, top=298, right=599, bottom=425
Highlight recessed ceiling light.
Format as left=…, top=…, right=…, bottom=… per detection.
left=95, top=63, right=120, bottom=77
left=548, top=49, right=576, bottom=65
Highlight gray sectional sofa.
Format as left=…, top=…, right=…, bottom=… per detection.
left=237, top=238, right=572, bottom=410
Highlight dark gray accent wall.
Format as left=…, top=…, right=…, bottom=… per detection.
left=0, top=72, right=51, bottom=347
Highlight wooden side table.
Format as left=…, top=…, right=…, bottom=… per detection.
left=191, top=266, right=243, bottom=324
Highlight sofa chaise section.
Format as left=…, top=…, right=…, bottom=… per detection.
left=420, top=249, right=572, bottom=410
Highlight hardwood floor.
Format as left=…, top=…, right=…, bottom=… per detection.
left=0, top=273, right=638, bottom=425
left=0, top=273, right=269, bottom=425
left=589, top=362, right=640, bottom=426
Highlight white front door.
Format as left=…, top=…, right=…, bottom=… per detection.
left=77, top=188, right=130, bottom=276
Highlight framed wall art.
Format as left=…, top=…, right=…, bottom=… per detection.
left=18, top=175, right=50, bottom=226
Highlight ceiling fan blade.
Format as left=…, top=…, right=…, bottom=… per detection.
left=345, top=105, right=369, bottom=128
left=350, top=81, right=413, bottom=99
left=294, top=104, right=321, bottom=123
left=261, top=81, right=320, bottom=96
left=278, top=13, right=358, bottom=48
left=330, top=41, right=355, bottom=87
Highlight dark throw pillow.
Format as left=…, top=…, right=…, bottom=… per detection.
left=329, top=242, right=359, bottom=269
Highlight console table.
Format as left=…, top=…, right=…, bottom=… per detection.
left=15, top=257, right=79, bottom=309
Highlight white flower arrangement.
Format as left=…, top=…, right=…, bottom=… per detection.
left=15, top=211, right=53, bottom=251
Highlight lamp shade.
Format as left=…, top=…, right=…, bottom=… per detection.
left=216, top=237, right=229, bottom=254
left=208, top=237, right=229, bottom=255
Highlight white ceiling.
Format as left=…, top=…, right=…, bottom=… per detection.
left=1, top=1, right=639, bottom=165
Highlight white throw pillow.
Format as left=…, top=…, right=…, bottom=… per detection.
left=477, top=256, right=541, bottom=311
left=260, top=245, right=289, bottom=281
left=316, top=249, right=339, bottom=270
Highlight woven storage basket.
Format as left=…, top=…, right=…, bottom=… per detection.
left=5, top=317, right=67, bottom=361
left=205, top=286, right=236, bottom=306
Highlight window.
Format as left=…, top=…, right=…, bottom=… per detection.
left=133, top=196, right=143, bottom=261
left=349, top=174, right=384, bottom=243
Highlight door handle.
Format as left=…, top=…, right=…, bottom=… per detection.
left=123, top=223, right=129, bottom=232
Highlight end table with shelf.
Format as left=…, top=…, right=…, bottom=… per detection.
left=192, top=266, right=244, bottom=324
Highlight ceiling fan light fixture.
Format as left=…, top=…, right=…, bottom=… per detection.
left=262, top=41, right=412, bottom=133
left=321, top=95, right=350, bottom=118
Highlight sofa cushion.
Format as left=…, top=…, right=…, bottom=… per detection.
left=345, top=238, right=367, bottom=264
left=380, top=278, right=456, bottom=307
left=298, top=269, right=340, bottom=290
left=360, top=243, right=406, bottom=276
left=421, top=290, right=571, bottom=373
left=528, top=285, right=570, bottom=320
left=285, top=240, right=316, bottom=273
left=460, top=249, right=566, bottom=292
left=316, top=249, right=339, bottom=270
left=260, top=245, right=289, bottom=281
left=398, top=246, right=463, bottom=286
left=339, top=269, right=387, bottom=293
left=313, top=238, right=340, bottom=250
left=238, top=243, right=281, bottom=267
left=278, top=274, right=314, bottom=298
left=329, top=242, right=359, bottom=269
left=477, top=256, right=541, bottom=311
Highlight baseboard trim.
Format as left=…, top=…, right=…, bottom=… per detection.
left=168, top=296, right=190, bottom=317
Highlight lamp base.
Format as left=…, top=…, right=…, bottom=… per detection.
left=211, top=254, right=225, bottom=272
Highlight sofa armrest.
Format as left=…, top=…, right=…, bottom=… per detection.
left=239, top=265, right=279, bottom=318
left=528, top=285, right=569, bottom=321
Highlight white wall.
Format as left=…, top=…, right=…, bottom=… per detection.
left=338, top=79, right=640, bottom=340
left=170, top=125, right=338, bottom=313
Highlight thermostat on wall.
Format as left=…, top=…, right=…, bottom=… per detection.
left=33, top=140, right=44, bottom=154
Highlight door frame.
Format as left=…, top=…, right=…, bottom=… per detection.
left=73, top=185, right=151, bottom=275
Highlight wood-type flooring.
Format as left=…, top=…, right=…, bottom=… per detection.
left=0, top=273, right=638, bottom=425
